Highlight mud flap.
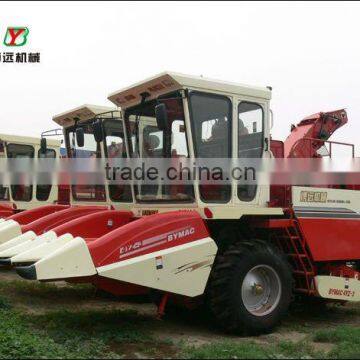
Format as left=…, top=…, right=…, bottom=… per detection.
left=315, top=275, right=360, bottom=301
left=97, top=237, right=217, bottom=297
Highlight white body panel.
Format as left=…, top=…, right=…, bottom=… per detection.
left=108, top=72, right=271, bottom=110
left=0, top=231, right=56, bottom=258
left=97, top=237, right=217, bottom=297
left=11, top=233, right=74, bottom=264
left=292, top=186, right=360, bottom=214
left=0, top=220, right=10, bottom=229
left=35, top=237, right=96, bottom=280
left=0, top=231, right=36, bottom=253
left=52, top=104, right=117, bottom=127
left=315, top=275, right=360, bottom=302
left=0, top=220, right=22, bottom=244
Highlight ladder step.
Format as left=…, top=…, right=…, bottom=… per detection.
left=294, top=288, right=316, bottom=295
left=293, top=270, right=315, bottom=276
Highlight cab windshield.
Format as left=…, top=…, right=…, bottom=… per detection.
left=125, top=91, right=194, bottom=202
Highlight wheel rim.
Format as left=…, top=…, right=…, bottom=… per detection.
left=241, top=264, right=282, bottom=317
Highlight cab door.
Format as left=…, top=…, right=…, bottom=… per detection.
left=36, top=147, right=57, bottom=202
left=235, top=99, right=270, bottom=206
left=103, top=118, right=133, bottom=209
left=0, top=141, right=10, bottom=202
left=7, top=143, right=35, bottom=204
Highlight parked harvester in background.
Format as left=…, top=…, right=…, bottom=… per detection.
left=0, top=133, right=69, bottom=218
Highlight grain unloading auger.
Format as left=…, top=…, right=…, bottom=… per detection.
left=7, top=72, right=360, bottom=335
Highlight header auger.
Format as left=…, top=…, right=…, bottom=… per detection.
left=1, top=72, right=360, bottom=335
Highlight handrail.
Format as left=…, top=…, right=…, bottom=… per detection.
left=290, top=137, right=355, bottom=158
left=41, top=128, right=63, bottom=138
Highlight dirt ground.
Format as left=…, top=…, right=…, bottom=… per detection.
left=0, top=270, right=359, bottom=358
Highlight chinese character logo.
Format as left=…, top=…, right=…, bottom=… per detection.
left=3, top=27, right=29, bottom=47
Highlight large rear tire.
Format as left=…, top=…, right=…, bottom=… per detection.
left=208, top=239, right=293, bottom=335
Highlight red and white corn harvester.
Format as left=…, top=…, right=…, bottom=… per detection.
left=1, top=73, right=360, bottom=334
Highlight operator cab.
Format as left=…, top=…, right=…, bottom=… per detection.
left=108, top=72, right=281, bottom=218
left=53, top=105, right=133, bottom=207
left=0, top=134, right=61, bottom=211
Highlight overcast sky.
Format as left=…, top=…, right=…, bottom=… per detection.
left=1, top=1, right=360, bottom=153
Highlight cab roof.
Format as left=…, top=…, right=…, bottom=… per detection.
left=108, top=71, right=272, bottom=109
left=52, top=104, right=119, bottom=127
left=0, top=133, right=60, bottom=147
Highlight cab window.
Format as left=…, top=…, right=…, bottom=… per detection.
left=0, top=141, right=9, bottom=201
left=238, top=101, right=264, bottom=202
left=36, top=148, right=56, bottom=201
left=189, top=92, right=232, bottom=203
left=104, top=120, right=132, bottom=202
left=7, top=143, right=34, bottom=202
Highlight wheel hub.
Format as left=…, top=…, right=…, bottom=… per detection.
left=252, top=283, right=264, bottom=296
left=241, top=264, right=282, bottom=316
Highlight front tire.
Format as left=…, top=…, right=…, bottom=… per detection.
left=208, top=239, right=293, bottom=335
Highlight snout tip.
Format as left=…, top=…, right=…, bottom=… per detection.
left=0, top=258, right=12, bottom=267
left=16, top=265, right=37, bottom=280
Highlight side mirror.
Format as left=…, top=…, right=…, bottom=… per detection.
left=76, top=127, right=85, bottom=148
left=93, top=120, right=103, bottom=143
left=40, top=137, right=47, bottom=154
left=155, top=103, right=168, bottom=131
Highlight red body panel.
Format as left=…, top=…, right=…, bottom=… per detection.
left=58, top=185, right=70, bottom=205
left=66, top=276, right=149, bottom=296
left=284, top=109, right=348, bottom=158
left=0, top=210, right=14, bottom=218
left=270, top=139, right=284, bottom=158
left=0, top=203, right=15, bottom=218
left=8, top=204, right=69, bottom=225
left=52, top=210, right=133, bottom=241
left=270, top=109, right=349, bottom=207
left=92, top=277, right=149, bottom=296
left=88, top=211, right=209, bottom=267
left=298, top=217, right=360, bottom=261
left=21, top=206, right=108, bottom=235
